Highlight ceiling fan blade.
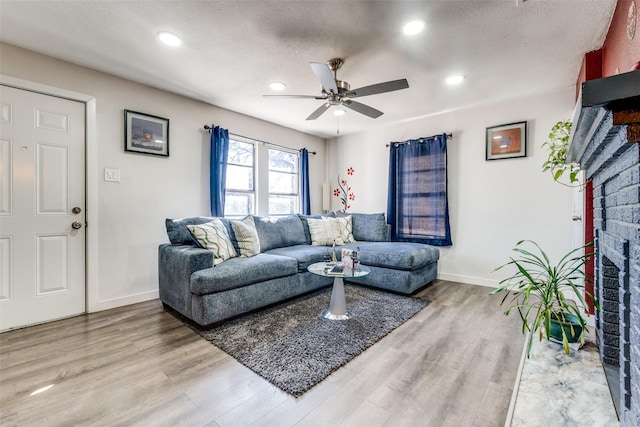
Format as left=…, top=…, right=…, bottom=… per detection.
left=306, top=103, right=331, bottom=120
left=310, top=62, right=338, bottom=94
left=350, top=79, right=409, bottom=98
left=263, top=95, right=326, bottom=99
left=342, top=100, right=383, bottom=118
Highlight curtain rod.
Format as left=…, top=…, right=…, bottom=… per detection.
left=386, top=133, right=453, bottom=148
left=204, top=125, right=316, bottom=155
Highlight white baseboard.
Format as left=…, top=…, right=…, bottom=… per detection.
left=89, top=290, right=159, bottom=313
left=437, top=272, right=500, bottom=289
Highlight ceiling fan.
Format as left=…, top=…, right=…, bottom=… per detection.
left=264, top=58, right=409, bottom=121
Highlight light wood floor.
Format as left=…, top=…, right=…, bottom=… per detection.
left=0, top=280, right=524, bottom=427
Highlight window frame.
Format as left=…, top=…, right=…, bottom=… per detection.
left=267, top=147, right=300, bottom=217
left=224, top=137, right=256, bottom=218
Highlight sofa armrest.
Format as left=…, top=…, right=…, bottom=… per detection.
left=158, top=244, right=213, bottom=317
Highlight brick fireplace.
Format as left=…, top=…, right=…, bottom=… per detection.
left=568, top=70, right=640, bottom=427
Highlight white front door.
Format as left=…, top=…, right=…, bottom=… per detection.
left=0, top=85, right=86, bottom=331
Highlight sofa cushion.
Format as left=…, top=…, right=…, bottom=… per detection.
left=229, top=216, right=260, bottom=257
left=253, top=215, right=307, bottom=252
left=298, top=213, right=335, bottom=244
left=190, top=253, right=298, bottom=295
left=265, top=244, right=329, bottom=272
left=307, top=217, right=344, bottom=246
left=348, top=212, right=389, bottom=242
left=342, top=241, right=439, bottom=271
left=166, top=217, right=213, bottom=246
left=187, top=220, right=237, bottom=265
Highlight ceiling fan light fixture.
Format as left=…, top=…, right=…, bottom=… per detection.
left=269, top=81, right=286, bottom=91
left=403, top=20, right=425, bottom=35
left=158, top=31, right=181, bottom=46
left=446, top=75, right=465, bottom=85
left=334, top=108, right=346, bottom=117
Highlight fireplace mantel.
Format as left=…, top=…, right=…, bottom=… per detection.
left=567, top=70, right=640, bottom=164
left=565, top=69, right=639, bottom=427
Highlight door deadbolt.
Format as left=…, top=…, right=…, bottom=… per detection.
left=71, top=221, right=83, bottom=230
left=72, top=207, right=82, bottom=214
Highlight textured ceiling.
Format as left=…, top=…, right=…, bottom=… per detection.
left=0, top=1, right=616, bottom=138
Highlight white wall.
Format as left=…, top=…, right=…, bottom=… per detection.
left=1, top=41, right=580, bottom=308
left=326, top=88, right=578, bottom=288
left=1, top=43, right=326, bottom=311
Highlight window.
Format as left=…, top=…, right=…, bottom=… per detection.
left=268, top=148, right=299, bottom=216
left=224, top=139, right=255, bottom=218
left=223, top=139, right=301, bottom=218
left=387, top=135, right=452, bottom=246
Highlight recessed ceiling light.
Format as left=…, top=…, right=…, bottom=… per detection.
left=158, top=31, right=181, bottom=46
left=269, top=82, right=286, bottom=91
left=403, top=20, right=425, bottom=35
left=446, top=75, right=465, bottom=85
left=334, top=108, right=346, bottom=117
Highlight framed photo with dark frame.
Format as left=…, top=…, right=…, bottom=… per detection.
left=124, top=110, right=169, bottom=157
left=485, top=121, right=527, bottom=161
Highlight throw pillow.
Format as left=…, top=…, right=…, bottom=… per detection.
left=229, top=216, right=261, bottom=257
left=336, top=215, right=356, bottom=243
left=187, top=219, right=237, bottom=265
left=165, top=217, right=214, bottom=247
left=253, top=214, right=307, bottom=252
left=307, top=217, right=344, bottom=246
left=350, top=212, right=390, bottom=242
left=298, top=213, right=335, bottom=245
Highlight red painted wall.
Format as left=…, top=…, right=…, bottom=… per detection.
left=576, top=0, right=640, bottom=97
left=576, top=50, right=603, bottom=100
left=584, top=180, right=595, bottom=315
left=602, top=0, right=640, bottom=77
left=575, top=0, right=640, bottom=314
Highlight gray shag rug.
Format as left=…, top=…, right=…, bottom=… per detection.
left=191, top=285, right=429, bottom=396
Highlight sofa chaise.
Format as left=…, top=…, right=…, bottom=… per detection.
left=159, top=212, right=439, bottom=327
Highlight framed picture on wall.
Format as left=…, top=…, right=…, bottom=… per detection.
left=124, top=110, right=169, bottom=157
left=485, top=121, right=527, bottom=161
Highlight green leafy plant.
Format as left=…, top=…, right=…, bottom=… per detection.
left=490, top=240, right=598, bottom=357
left=542, top=120, right=581, bottom=185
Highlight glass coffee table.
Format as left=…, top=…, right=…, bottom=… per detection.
left=307, top=262, right=370, bottom=320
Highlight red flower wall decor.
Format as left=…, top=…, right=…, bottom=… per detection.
left=334, top=167, right=355, bottom=212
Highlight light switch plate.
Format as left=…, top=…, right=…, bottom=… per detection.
left=104, top=168, right=120, bottom=182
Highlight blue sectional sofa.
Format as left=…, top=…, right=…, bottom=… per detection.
left=159, top=213, right=439, bottom=327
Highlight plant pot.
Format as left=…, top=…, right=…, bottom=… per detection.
left=549, top=313, right=583, bottom=343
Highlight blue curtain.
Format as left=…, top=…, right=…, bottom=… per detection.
left=210, top=126, right=229, bottom=217
left=387, top=133, right=452, bottom=246
left=299, top=148, right=311, bottom=215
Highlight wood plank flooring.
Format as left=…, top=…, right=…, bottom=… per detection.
left=0, top=280, right=524, bottom=426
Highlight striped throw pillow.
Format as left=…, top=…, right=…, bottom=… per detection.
left=229, top=216, right=261, bottom=257
left=187, top=219, right=237, bottom=265
left=336, top=215, right=355, bottom=243
left=307, top=217, right=344, bottom=246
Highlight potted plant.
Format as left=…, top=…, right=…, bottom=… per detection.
left=490, top=240, right=599, bottom=357
left=541, top=120, right=581, bottom=186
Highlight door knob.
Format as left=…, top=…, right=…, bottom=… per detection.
left=572, top=215, right=582, bottom=221
left=72, top=207, right=82, bottom=214
left=71, top=221, right=83, bottom=230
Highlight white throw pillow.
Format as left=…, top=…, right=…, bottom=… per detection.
left=307, top=217, right=344, bottom=246
left=229, top=216, right=261, bottom=257
left=336, top=215, right=356, bottom=243
left=187, top=219, right=237, bottom=265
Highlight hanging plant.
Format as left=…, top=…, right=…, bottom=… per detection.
left=542, top=120, right=581, bottom=185
left=333, top=167, right=355, bottom=212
